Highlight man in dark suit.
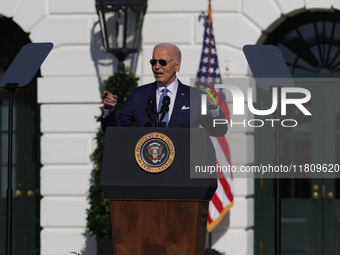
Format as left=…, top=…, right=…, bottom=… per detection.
left=101, top=43, right=227, bottom=137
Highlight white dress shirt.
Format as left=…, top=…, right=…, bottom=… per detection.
left=156, top=78, right=178, bottom=121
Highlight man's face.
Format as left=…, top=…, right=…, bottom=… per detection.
left=152, top=46, right=180, bottom=87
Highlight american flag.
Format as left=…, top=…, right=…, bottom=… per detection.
left=195, top=8, right=234, bottom=232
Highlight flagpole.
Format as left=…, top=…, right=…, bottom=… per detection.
left=208, top=0, right=213, bottom=22
left=199, top=0, right=234, bottom=254
left=275, top=87, right=281, bottom=255
left=204, top=3, right=222, bottom=255
left=206, top=2, right=217, bottom=254
left=205, top=231, right=222, bottom=255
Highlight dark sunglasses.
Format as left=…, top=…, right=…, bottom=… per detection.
left=149, top=59, right=175, bottom=66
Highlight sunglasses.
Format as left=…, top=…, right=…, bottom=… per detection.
left=150, top=59, right=175, bottom=66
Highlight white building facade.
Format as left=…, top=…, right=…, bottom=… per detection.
left=0, top=0, right=337, bottom=254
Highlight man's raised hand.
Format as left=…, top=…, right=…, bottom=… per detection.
left=103, top=91, right=118, bottom=109
left=207, top=94, right=218, bottom=110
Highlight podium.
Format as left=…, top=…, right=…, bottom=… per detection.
left=101, top=127, right=217, bottom=255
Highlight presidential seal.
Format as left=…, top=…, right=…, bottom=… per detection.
left=135, top=132, right=175, bottom=173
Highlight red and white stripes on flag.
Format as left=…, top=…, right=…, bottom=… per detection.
left=195, top=5, right=234, bottom=232
left=207, top=101, right=234, bottom=232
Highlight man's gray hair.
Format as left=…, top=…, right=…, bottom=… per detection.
left=153, top=43, right=182, bottom=61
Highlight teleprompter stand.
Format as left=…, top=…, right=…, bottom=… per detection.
left=0, top=43, right=53, bottom=255
left=243, top=45, right=295, bottom=255
left=101, top=127, right=217, bottom=255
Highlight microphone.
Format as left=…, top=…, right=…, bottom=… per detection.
left=159, top=96, right=170, bottom=122
left=145, top=96, right=156, bottom=115
left=145, top=96, right=156, bottom=125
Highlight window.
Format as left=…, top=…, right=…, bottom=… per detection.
left=264, top=11, right=340, bottom=75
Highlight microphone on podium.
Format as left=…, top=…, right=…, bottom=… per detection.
left=145, top=96, right=156, bottom=125
left=159, top=96, right=170, bottom=123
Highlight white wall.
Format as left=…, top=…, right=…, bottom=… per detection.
left=0, top=0, right=336, bottom=254
left=0, top=0, right=108, bottom=254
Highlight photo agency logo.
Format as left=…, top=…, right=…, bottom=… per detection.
left=207, top=82, right=312, bottom=128
left=199, top=45, right=313, bottom=128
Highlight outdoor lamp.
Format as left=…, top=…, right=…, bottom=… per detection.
left=95, top=0, right=148, bottom=73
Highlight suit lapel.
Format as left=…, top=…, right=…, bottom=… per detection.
left=146, top=81, right=157, bottom=98
left=168, top=81, right=188, bottom=127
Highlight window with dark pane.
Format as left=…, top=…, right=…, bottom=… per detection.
left=336, top=179, right=340, bottom=198
left=277, top=179, right=291, bottom=198
left=265, top=11, right=340, bottom=75
left=264, top=12, right=331, bottom=200
left=336, top=98, right=340, bottom=199
left=294, top=179, right=311, bottom=198
left=336, top=99, right=340, bottom=165
left=274, top=179, right=311, bottom=199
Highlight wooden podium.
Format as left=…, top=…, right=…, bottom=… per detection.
left=101, top=128, right=217, bottom=255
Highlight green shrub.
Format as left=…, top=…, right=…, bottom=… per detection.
left=86, top=68, right=138, bottom=238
